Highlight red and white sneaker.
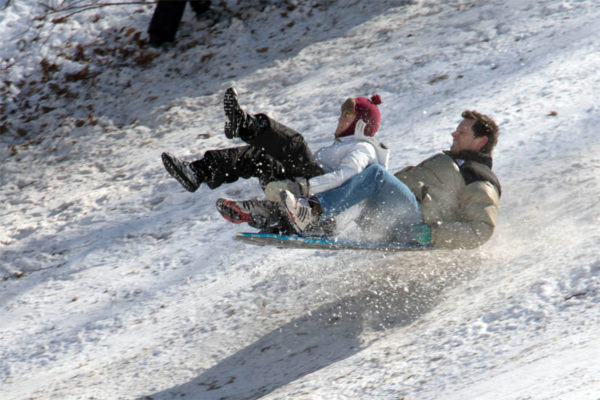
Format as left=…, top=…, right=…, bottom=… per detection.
left=280, top=190, right=319, bottom=233
left=216, top=198, right=273, bottom=229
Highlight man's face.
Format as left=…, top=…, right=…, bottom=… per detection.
left=335, top=110, right=356, bottom=137
left=450, top=119, right=488, bottom=154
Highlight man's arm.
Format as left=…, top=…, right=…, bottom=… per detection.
left=431, top=180, right=500, bottom=249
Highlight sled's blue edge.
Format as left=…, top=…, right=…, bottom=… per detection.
left=235, top=232, right=432, bottom=251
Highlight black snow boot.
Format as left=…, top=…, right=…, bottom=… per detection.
left=162, top=152, right=203, bottom=192
left=223, top=87, right=256, bottom=139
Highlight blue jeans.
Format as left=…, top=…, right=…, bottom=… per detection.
left=315, top=164, right=423, bottom=241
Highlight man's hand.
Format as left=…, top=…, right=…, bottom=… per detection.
left=264, top=178, right=309, bottom=202
left=411, top=224, right=432, bottom=246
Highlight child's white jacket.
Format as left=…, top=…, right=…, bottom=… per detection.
left=309, top=123, right=389, bottom=195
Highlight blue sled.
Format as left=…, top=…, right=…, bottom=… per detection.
left=235, top=232, right=432, bottom=252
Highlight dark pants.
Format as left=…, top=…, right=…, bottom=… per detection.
left=192, top=114, right=332, bottom=235
left=191, top=114, right=324, bottom=190
left=148, top=0, right=211, bottom=43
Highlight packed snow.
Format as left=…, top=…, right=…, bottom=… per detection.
left=1, top=0, right=599, bottom=399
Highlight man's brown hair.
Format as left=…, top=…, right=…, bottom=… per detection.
left=462, top=110, right=499, bottom=154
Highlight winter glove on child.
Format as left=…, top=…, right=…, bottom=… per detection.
left=410, top=224, right=432, bottom=246
left=264, top=177, right=309, bottom=202
left=354, top=119, right=366, bottom=136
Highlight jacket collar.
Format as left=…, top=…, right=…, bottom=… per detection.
left=334, top=135, right=358, bottom=143
left=335, top=121, right=374, bottom=143
left=444, top=150, right=493, bottom=168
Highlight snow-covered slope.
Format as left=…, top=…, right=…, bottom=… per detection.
left=1, top=1, right=599, bottom=399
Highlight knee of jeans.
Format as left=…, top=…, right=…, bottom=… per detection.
left=366, top=163, right=385, bottom=173
left=363, top=163, right=386, bottom=179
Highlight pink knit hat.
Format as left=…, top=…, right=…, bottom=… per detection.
left=338, top=94, right=382, bottom=138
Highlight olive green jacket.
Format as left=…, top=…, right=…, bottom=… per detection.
left=395, top=152, right=500, bottom=249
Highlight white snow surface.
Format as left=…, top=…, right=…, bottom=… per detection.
left=1, top=0, right=599, bottom=399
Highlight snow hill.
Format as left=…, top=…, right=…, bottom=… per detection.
left=1, top=0, right=599, bottom=399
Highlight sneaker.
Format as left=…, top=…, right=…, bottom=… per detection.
left=280, top=190, right=319, bottom=233
left=223, top=87, right=247, bottom=139
left=216, top=198, right=274, bottom=229
left=161, top=152, right=201, bottom=192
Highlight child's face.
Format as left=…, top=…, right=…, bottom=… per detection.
left=334, top=110, right=356, bottom=137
